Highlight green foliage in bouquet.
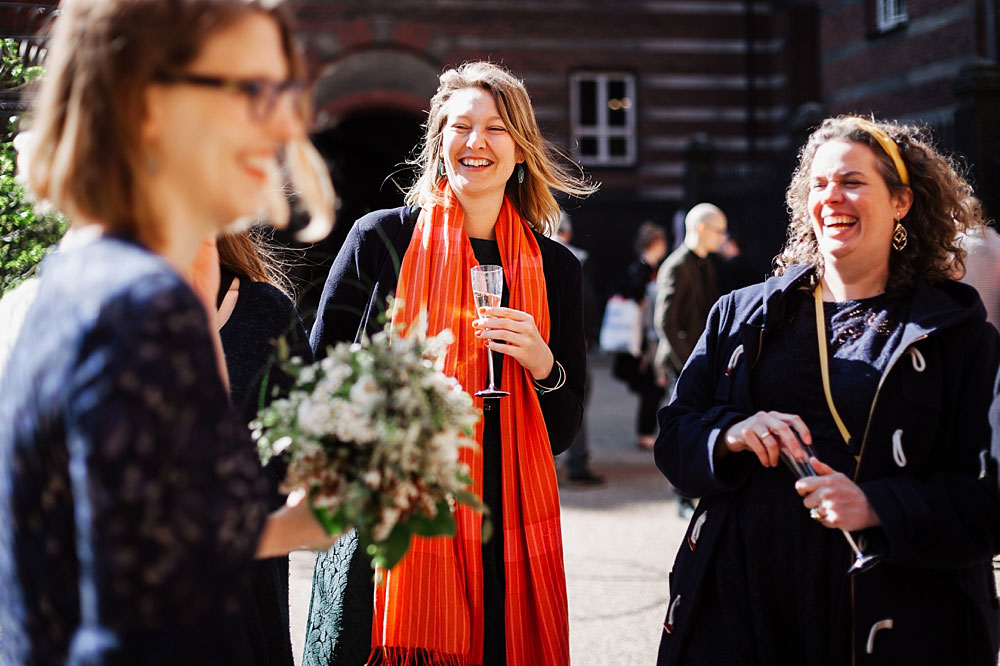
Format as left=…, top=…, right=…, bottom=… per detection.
left=253, top=313, right=488, bottom=571
left=1, top=39, right=67, bottom=296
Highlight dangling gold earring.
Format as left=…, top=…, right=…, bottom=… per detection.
left=892, top=220, right=908, bottom=251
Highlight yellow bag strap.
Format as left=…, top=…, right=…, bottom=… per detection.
left=814, top=284, right=852, bottom=445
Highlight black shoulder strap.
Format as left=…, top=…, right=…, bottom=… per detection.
left=216, top=265, right=237, bottom=311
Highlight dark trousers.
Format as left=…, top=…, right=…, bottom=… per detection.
left=634, top=366, right=665, bottom=437
left=566, top=368, right=592, bottom=476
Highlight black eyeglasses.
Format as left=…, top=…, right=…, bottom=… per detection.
left=155, top=72, right=303, bottom=122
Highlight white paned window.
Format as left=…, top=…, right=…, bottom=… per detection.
left=874, top=0, right=907, bottom=32
left=570, top=72, right=637, bottom=166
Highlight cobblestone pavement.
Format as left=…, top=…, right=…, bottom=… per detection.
left=288, top=353, right=692, bottom=665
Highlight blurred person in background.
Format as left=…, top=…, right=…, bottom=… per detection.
left=555, top=212, right=604, bottom=486
left=653, top=203, right=725, bottom=517
left=613, top=221, right=668, bottom=451
left=653, top=203, right=725, bottom=392
left=958, top=224, right=1000, bottom=331
left=215, top=231, right=313, bottom=666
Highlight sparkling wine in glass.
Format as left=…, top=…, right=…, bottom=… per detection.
left=780, top=438, right=880, bottom=575
left=470, top=264, right=509, bottom=398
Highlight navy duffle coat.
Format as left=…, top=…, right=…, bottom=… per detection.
left=654, top=265, right=1000, bottom=665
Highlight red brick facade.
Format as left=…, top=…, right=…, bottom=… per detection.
left=819, top=0, right=990, bottom=140
left=291, top=0, right=821, bottom=284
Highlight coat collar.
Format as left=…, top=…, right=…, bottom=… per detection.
left=750, top=265, right=985, bottom=337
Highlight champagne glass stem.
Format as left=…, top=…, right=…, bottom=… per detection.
left=487, top=347, right=497, bottom=390
left=841, top=529, right=864, bottom=557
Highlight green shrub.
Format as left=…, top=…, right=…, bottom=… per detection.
left=1, top=38, right=66, bottom=296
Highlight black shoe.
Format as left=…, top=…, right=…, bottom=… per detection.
left=568, top=469, right=605, bottom=486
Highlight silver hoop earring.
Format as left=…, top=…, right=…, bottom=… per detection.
left=892, top=220, right=908, bottom=252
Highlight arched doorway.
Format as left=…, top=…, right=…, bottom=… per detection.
left=289, top=111, right=422, bottom=325
left=312, top=110, right=423, bottom=258
left=289, top=49, right=440, bottom=324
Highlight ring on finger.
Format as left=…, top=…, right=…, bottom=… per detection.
left=758, top=430, right=774, bottom=440
left=810, top=508, right=824, bottom=521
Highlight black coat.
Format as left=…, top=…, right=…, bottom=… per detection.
left=654, top=245, right=718, bottom=376
left=655, top=265, right=1000, bottom=665
left=309, top=205, right=586, bottom=454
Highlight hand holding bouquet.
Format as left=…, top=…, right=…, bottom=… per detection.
left=252, top=317, right=485, bottom=571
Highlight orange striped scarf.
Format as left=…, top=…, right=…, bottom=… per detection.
left=372, top=186, right=569, bottom=665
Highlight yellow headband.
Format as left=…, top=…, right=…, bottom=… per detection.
left=853, top=118, right=909, bottom=186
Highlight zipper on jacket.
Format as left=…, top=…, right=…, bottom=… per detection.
left=852, top=334, right=928, bottom=482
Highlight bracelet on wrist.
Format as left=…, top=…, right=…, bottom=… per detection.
left=533, top=360, right=566, bottom=396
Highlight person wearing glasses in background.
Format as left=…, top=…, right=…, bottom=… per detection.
left=0, top=1, right=337, bottom=664
left=653, top=202, right=726, bottom=397
left=652, top=203, right=724, bottom=518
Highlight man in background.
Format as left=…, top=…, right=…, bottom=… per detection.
left=654, top=203, right=726, bottom=389
left=654, top=203, right=726, bottom=516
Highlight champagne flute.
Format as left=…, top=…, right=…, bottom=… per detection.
left=470, top=264, right=509, bottom=398
left=780, top=438, right=880, bottom=575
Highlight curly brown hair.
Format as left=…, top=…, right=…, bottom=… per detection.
left=776, top=116, right=985, bottom=296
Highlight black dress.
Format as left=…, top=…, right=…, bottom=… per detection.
left=0, top=235, right=269, bottom=665
left=302, top=207, right=585, bottom=666
left=219, top=276, right=312, bottom=666
left=469, top=238, right=509, bottom=665
left=681, top=289, right=906, bottom=666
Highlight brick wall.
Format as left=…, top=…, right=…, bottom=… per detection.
left=291, top=0, right=814, bottom=289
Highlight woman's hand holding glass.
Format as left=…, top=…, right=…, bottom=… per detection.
left=723, top=410, right=881, bottom=573
left=795, top=458, right=880, bottom=532
left=720, top=410, right=812, bottom=468
left=472, top=306, right=554, bottom=381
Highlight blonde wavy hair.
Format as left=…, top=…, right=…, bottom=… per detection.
left=776, top=116, right=985, bottom=296
left=405, top=61, right=597, bottom=236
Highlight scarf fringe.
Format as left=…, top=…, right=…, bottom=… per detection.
left=367, top=646, right=475, bottom=666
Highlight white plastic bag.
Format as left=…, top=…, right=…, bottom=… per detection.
left=599, top=295, right=642, bottom=357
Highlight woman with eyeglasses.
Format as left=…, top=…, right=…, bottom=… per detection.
left=654, top=116, right=1000, bottom=665
left=304, top=61, right=596, bottom=666
left=0, top=0, right=335, bottom=664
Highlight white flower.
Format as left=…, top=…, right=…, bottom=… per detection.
left=349, top=375, right=381, bottom=412
left=297, top=399, right=339, bottom=437
left=318, top=360, right=352, bottom=395
left=272, top=436, right=294, bottom=455
left=363, top=470, right=382, bottom=488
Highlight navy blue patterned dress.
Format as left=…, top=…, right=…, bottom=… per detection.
left=0, top=235, right=269, bottom=665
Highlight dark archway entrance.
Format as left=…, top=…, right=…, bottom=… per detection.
left=290, top=111, right=423, bottom=325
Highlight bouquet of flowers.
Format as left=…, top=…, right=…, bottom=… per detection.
left=252, top=316, right=485, bottom=571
